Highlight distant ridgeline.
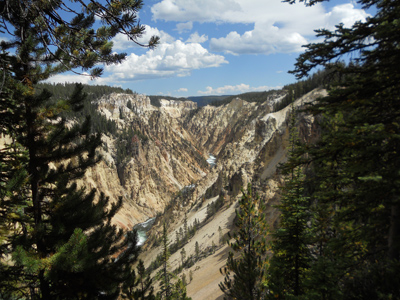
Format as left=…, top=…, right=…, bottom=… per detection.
left=151, top=67, right=336, bottom=110
left=206, top=68, right=335, bottom=111
left=35, top=66, right=336, bottom=126
left=36, top=82, right=134, bottom=101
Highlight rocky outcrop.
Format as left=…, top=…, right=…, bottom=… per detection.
left=84, top=94, right=207, bottom=228
left=143, top=88, right=326, bottom=240
left=84, top=89, right=326, bottom=231
left=138, top=89, right=326, bottom=300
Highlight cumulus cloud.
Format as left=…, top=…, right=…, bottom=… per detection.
left=198, top=83, right=281, bottom=95
left=152, top=0, right=242, bottom=23
left=105, top=40, right=228, bottom=81
left=176, top=21, right=193, bottom=33
left=151, top=0, right=370, bottom=55
left=178, top=87, right=188, bottom=92
left=324, top=3, right=370, bottom=28
left=45, top=73, right=106, bottom=85
left=112, top=25, right=174, bottom=50
left=210, top=22, right=307, bottom=55
left=186, top=32, right=208, bottom=44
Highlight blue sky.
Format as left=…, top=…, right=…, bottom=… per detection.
left=46, top=0, right=371, bottom=97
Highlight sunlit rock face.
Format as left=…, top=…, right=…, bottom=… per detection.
left=83, top=89, right=326, bottom=230
left=83, top=93, right=206, bottom=228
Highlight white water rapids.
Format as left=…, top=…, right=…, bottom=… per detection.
left=133, top=217, right=156, bottom=246
left=207, top=154, right=216, bottom=167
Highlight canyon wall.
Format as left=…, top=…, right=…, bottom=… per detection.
left=84, top=89, right=325, bottom=235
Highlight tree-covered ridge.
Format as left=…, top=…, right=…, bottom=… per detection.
left=36, top=82, right=135, bottom=101
left=202, top=67, right=333, bottom=109
left=187, top=95, right=230, bottom=107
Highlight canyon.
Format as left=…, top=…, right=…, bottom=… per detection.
left=83, top=88, right=326, bottom=299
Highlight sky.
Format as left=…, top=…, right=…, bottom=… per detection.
left=47, top=0, right=371, bottom=97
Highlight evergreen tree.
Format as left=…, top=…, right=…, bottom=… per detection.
left=11, top=84, right=141, bottom=299
left=183, top=212, right=188, bottom=243
left=157, top=223, right=173, bottom=300
left=0, top=0, right=158, bottom=298
left=219, top=184, right=269, bottom=300
left=282, top=0, right=400, bottom=297
left=0, top=69, right=30, bottom=297
left=156, top=223, right=191, bottom=300
left=122, top=259, right=155, bottom=300
left=170, top=279, right=191, bottom=300
left=180, top=248, right=186, bottom=267
left=267, top=105, right=311, bottom=299
left=195, top=241, right=200, bottom=262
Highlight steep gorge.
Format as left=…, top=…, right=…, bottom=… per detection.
left=82, top=88, right=326, bottom=299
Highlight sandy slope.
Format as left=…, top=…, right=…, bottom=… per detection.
left=183, top=200, right=237, bottom=300
left=140, top=195, right=237, bottom=299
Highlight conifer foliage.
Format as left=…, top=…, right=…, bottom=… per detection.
left=156, top=223, right=191, bottom=300
left=267, top=105, right=311, bottom=299
left=275, top=0, right=400, bottom=298
left=219, top=184, right=268, bottom=300
left=0, top=0, right=157, bottom=298
left=122, top=259, right=155, bottom=300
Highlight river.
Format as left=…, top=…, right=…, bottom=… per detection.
left=207, top=154, right=216, bottom=167
left=133, top=155, right=215, bottom=246
left=133, top=217, right=156, bottom=246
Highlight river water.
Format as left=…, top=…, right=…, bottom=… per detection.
left=133, top=155, right=216, bottom=246
left=133, top=217, right=156, bottom=246
left=207, top=154, right=216, bottom=167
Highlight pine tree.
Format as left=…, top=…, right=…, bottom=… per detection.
left=183, top=212, right=188, bottom=243
left=219, top=184, right=269, bottom=300
left=156, top=223, right=191, bottom=300
left=10, top=85, right=141, bottom=299
left=284, top=0, right=400, bottom=297
left=122, top=259, right=155, bottom=300
left=0, top=71, right=30, bottom=298
left=157, top=223, right=173, bottom=300
left=0, top=0, right=158, bottom=298
left=195, top=241, right=200, bottom=262
left=170, top=279, right=191, bottom=300
left=267, top=105, right=311, bottom=299
left=180, top=248, right=186, bottom=267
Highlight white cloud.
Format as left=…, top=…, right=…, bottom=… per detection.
left=45, top=73, right=106, bottom=85
left=152, top=0, right=323, bottom=25
left=152, top=0, right=241, bottom=23
left=324, top=4, right=369, bottom=28
left=198, top=83, right=281, bottom=95
left=105, top=40, right=228, bottom=81
left=151, top=0, right=370, bottom=55
left=176, top=21, right=193, bottom=33
left=210, top=22, right=307, bottom=55
left=178, top=87, right=188, bottom=92
left=186, top=32, right=208, bottom=44
left=112, top=25, right=174, bottom=50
